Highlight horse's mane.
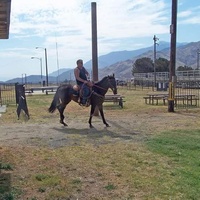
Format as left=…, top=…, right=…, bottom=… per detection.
left=95, top=75, right=114, bottom=85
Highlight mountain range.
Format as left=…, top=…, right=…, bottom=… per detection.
left=4, top=41, right=200, bottom=83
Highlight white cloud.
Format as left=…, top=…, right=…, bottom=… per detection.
left=10, top=0, right=170, bottom=43
left=178, top=4, right=200, bottom=25
left=178, top=10, right=192, bottom=18
left=1, top=0, right=199, bottom=80
left=9, top=0, right=171, bottom=59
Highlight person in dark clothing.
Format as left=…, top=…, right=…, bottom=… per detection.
left=74, top=59, right=92, bottom=106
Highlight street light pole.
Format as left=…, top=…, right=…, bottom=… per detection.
left=21, top=73, right=26, bottom=84
left=153, top=35, right=159, bottom=90
left=44, top=48, right=48, bottom=86
left=197, top=49, right=200, bottom=70
left=36, top=47, right=49, bottom=86
left=31, top=57, right=43, bottom=85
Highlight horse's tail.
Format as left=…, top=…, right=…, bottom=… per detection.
left=48, top=90, right=59, bottom=113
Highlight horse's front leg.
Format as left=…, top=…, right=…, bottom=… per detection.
left=57, top=104, right=67, bottom=126
left=88, top=105, right=96, bottom=128
left=98, top=104, right=110, bottom=127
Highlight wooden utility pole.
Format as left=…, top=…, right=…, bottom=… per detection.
left=168, top=0, right=177, bottom=112
left=91, top=2, right=98, bottom=82
left=91, top=2, right=99, bottom=116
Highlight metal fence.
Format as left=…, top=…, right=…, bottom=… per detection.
left=0, top=84, right=16, bottom=106
left=175, top=81, right=200, bottom=109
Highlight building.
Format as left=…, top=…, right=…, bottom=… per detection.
left=0, top=0, right=11, bottom=39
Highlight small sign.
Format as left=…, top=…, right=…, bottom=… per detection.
left=168, top=82, right=175, bottom=100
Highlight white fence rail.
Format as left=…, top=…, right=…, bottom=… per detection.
left=134, top=70, right=200, bottom=81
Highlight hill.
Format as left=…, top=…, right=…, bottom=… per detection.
left=84, top=41, right=186, bottom=69
left=49, top=68, right=72, bottom=77
left=5, top=75, right=57, bottom=84
left=4, top=41, right=200, bottom=83
left=99, top=41, right=200, bottom=79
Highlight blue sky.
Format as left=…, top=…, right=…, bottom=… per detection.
left=0, top=0, right=200, bottom=81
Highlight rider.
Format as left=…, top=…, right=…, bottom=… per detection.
left=74, top=59, right=92, bottom=106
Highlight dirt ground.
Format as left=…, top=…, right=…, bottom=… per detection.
left=0, top=108, right=200, bottom=148
left=1, top=104, right=200, bottom=199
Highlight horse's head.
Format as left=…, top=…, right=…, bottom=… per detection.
left=107, top=74, right=117, bottom=95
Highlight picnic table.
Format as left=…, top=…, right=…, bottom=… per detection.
left=25, top=86, right=58, bottom=94
left=104, top=94, right=125, bottom=108
left=143, top=92, right=199, bottom=106
left=174, top=94, right=199, bottom=106
left=143, top=92, right=168, bottom=105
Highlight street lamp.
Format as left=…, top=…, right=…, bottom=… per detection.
left=36, top=47, right=49, bottom=86
left=22, top=73, right=27, bottom=84
left=31, top=57, right=43, bottom=85
left=153, top=35, right=159, bottom=90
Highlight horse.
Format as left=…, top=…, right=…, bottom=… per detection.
left=48, top=75, right=117, bottom=128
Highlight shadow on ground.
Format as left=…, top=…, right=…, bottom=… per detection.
left=50, top=125, right=135, bottom=148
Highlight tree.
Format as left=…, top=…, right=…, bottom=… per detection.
left=155, top=57, right=170, bottom=72
left=177, top=65, right=193, bottom=71
left=132, top=57, right=154, bottom=75
left=132, top=57, right=170, bottom=75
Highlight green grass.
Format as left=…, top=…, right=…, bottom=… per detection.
left=146, top=129, right=200, bottom=199
left=104, top=183, right=117, bottom=190
left=2, top=88, right=200, bottom=199
left=0, top=192, right=14, bottom=200
left=0, top=163, right=13, bottom=171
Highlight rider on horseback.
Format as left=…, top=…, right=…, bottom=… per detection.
left=74, top=59, right=93, bottom=106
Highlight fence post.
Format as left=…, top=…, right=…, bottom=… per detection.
left=0, top=86, right=2, bottom=106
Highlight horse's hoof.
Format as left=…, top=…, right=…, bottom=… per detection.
left=89, top=124, right=94, bottom=128
left=105, top=124, right=110, bottom=127
left=60, top=120, right=68, bottom=126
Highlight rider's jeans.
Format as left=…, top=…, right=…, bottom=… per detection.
left=80, top=84, right=90, bottom=104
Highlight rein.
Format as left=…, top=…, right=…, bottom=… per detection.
left=93, top=84, right=107, bottom=91
left=93, top=77, right=115, bottom=91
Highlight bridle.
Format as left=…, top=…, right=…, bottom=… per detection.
left=93, top=77, right=116, bottom=92
left=107, top=77, right=116, bottom=93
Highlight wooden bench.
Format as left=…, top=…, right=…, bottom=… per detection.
left=187, top=96, right=199, bottom=106
left=144, top=93, right=199, bottom=107
left=175, top=95, right=199, bottom=106
left=143, top=95, right=167, bottom=105
left=104, top=94, right=125, bottom=108
left=25, top=86, right=58, bottom=95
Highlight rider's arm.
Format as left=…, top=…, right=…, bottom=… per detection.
left=74, top=68, right=88, bottom=83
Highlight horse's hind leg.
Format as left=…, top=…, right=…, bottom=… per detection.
left=57, top=104, right=67, bottom=126
left=99, top=105, right=109, bottom=127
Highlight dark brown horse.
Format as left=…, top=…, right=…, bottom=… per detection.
left=48, top=75, right=117, bottom=128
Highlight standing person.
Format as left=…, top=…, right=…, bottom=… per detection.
left=74, top=59, right=92, bottom=106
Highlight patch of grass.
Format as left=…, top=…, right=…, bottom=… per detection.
left=2, top=88, right=200, bottom=199
left=104, top=183, right=117, bottom=191
left=0, top=186, right=22, bottom=200
left=35, top=174, right=49, bottom=181
left=71, top=178, right=82, bottom=185
left=0, top=163, right=13, bottom=171
left=35, top=173, right=60, bottom=187
left=0, top=192, right=14, bottom=200
left=38, top=187, right=46, bottom=193
left=147, top=129, right=200, bottom=199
